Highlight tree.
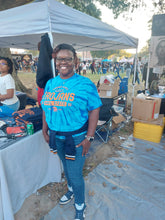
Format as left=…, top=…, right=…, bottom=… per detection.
left=99, top=0, right=165, bottom=19
left=61, top=0, right=101, bottom=19
left=138, top=39, right=150, bottom=57
left=91, top=49, right=133, bottom=60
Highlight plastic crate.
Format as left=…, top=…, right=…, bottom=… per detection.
left=133, top=121, right=164, bottom=143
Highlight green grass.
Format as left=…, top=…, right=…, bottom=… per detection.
left=84, top=70, right=127, bottom=84
left=17, top=69, right=129, bottom=86
left=18, top=71, right=36, bottom=81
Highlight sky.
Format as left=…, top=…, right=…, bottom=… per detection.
left=96, top=0, right=155, bottom=52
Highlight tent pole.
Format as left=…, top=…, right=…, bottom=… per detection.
left=145, top=52, right=151, bottom=90
left=131, top=47, right=138, bottom=114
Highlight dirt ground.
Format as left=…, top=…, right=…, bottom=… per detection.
left=14, top=74, right=144, bottom=220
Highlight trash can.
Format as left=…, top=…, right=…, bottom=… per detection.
left=103, top=68, right=107, bottom=74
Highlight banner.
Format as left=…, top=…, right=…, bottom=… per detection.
left=149, top=14, right=165, bottom=73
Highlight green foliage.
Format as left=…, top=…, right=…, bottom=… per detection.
left=60, top=0, right=101, bottom=19
left=91, top=50, right=112, bottom=58
left=152, top=0, right=165, bottom=14
left=98, top=0, right=131, bottom=19
left=138, top=39, right=149, bottom=57
left=91, top=49, right=133, bottom=60
left=0, top=0, right=32, bottom=11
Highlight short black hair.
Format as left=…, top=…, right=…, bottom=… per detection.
left=0, top=57, right=13, bottom=74
left=53, top=43, right=76, bottom=58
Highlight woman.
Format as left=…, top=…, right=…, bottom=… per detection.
left=41, top=44, right=102, bottom=220
left=0, top=57, right=20, bottom=117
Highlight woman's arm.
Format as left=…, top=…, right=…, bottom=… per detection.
left=76, top=107, right=100, bottom=156
left=42, top=111, right=49, bottom=143
left=87, top=108, right=100, bottom=137
left=0, top=89, right=14, bottom=101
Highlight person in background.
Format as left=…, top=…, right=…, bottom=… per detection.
left=0, top=57, right=20, bottom=117
left=132, top=59, right=140, bottom=85
left=90, top=60, right=96, bottom=74
left=82, top=61, right=87, bottom=75
left=41, top=43, right=102, bottom=220
left=125, top=62, right=131, bottom=79
left=97, top=62, right=102, bottom=74
left=76, top=59, right=82, bottom=75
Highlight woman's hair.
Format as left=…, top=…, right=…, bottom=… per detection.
left=0, top=57, right=13, bottom=74
left=52, top=43, right=78, bottom=68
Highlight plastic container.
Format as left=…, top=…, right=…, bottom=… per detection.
left=103, top=68, right=107, bottom=74
left=133, top=121, right=164, bottom=143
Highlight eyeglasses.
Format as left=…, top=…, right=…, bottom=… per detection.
left=0, top=63, right=8, bottom=66
left=56, top=57, right=73, bottom=63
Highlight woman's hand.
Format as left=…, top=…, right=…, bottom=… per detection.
left=76, top=138, right=91, bottom=156
left=42, top=111, right=49, bottom=144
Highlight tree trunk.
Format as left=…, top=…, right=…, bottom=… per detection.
left=0, top=48, right=32, bottom=95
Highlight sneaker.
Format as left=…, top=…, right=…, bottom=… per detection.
left=74, top=204, right=86, bottom=220
left=59, top=191, right=74, bottom=205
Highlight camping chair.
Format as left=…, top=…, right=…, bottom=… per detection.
left=95, top=98, right=117, bottom=143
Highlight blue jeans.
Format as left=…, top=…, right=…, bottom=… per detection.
left=56, top=133, right=86, bottom=204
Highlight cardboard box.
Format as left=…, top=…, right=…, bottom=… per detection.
left=132, top=97, right=161, bottom=121
left=99, top=79, right=120, bottom=98
left=133, top=114, right=164, bottom=143
left=112, top=113, right=126, bottom=130
left=132, top=114, right=164, bottom=126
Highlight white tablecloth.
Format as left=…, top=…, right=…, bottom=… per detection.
left=0, top=130, right=62, bottom=220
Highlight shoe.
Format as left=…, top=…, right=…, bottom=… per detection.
left=74, top=204, right=86, bottom=220
left=59, top=191, right=74, bottom=205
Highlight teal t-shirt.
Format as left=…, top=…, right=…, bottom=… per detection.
left=41, top=73, right=102, bottom=132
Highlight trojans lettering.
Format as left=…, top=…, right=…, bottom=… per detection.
left=43, top=92, right=75, bottom=101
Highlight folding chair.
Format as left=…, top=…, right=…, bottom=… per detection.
left=95, top=97, right=117, bottom=143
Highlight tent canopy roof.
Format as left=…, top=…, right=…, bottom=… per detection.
left=0, top=0, right=138, bottom=51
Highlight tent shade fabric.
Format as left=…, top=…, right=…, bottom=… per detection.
left=102, top=59, right=112, bottom=62
left=0, top=0, right=138, bottom=51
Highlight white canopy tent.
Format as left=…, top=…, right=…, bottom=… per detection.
left=0, top=0, right=138, bottom=51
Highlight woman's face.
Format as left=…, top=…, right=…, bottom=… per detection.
left=0, top=59, right=9, bottom=74
left=55, top=49, right=75, bottom=79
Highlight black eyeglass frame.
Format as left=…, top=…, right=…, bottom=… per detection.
left=55, top=57, right=74, bottom=63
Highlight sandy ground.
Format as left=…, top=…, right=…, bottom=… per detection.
left=14, top=74, right=144, bottom=220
